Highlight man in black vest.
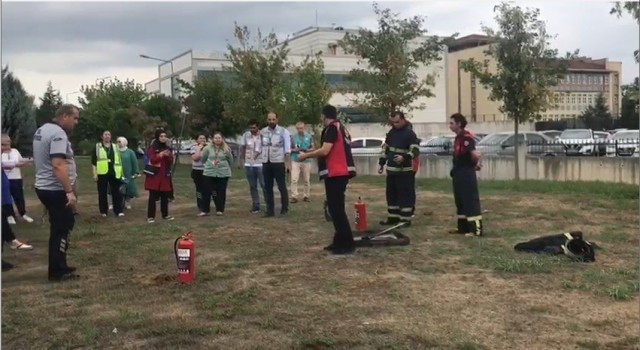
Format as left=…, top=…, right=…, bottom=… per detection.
left=378, top=111, right=420, bottom=226
left=297, top=105, right=356, bottom=255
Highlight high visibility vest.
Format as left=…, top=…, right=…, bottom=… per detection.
left=95, top=143, right=122, bottom=178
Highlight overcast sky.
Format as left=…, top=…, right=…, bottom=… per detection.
left=2, top=1, right=638, bottom=104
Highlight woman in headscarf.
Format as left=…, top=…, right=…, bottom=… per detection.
left=116, top=136, right=140, bottom=209
left=144, top=129, right=174, bottom=223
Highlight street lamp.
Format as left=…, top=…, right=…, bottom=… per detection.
left=66, top=91, right=80, bottom=103
left=139, top=54, right=175, bottom=99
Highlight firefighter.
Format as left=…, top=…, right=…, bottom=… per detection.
left=378, top=111, right=420, bottom=226
left=448, top=113, right=483, bottom=236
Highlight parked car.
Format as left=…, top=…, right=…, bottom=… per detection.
left=593, top=131, right=609, bottom=157
left=558, top=129, right=595, bottom=156
left=606, top=130, right=640, bottom=157
left=476, top=132, right=564, bottom=157
left=419, top=134, right=483, bottom=156
left=350, top=137, right=385, bottom=154
left=541, top=130, right=562, bottom=139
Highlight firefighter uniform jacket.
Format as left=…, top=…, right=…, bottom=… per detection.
left=378, top=125, right=420, bottom=173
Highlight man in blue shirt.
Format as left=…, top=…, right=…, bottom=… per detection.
left=290, top=122, right=314, bottom=203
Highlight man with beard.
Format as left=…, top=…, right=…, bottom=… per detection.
left=260, top=112, right=291, bottom=217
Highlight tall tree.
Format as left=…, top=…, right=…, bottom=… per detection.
left=610, top=2, right=640, bottom=62
left=225, top=23, right=290, bottom=124
left=141, top=93, right=182, bottom=136
left=460, top=3, right=576, bottom=180
left=619, top=78, right=639, bottom=129
left=1, top=66, right=37, bottom=154
left=579, top=93, right=613, bottom=130
left=278, top=53, right=332, bottom=127
left=77, top=78, right=149, bottom=149
left=180, top=75, right=234, bottom=137
left=36, top=82, right=63, bottom=127
left=338, top=3, right=453, bottom=123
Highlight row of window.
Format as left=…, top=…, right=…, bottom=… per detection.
left=561, top=73, right=609, bottom=85
left=195, top=70, right=355, bottom=89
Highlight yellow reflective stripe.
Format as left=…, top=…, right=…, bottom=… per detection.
left=456, top=215, right=467, bottom=219
left=388, top=146, right=409, bottom=153
left=466, top=215, right=482, bottom=221
left=386, top=166, right=414, bottom=172
left=387, top=206, right=399, bottom=210
left=563, top=232, right=573, bottom=240
left=400, top=208, right=413, bottom=213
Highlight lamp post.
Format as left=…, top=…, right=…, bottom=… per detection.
left=66, top=91, right=80, bottom=103
left=139, top=54, right=175, bottom=99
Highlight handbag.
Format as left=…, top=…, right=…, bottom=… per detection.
left=144, top=164, right=158, bottom=176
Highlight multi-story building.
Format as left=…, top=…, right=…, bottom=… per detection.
left=144, top=26, right=447, bottom=123
left=446, top=34, right=622, bottom=122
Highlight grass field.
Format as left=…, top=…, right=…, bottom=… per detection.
left=2, top=158, right=639, bottom=350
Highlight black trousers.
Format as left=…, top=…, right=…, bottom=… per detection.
left=386, top=172, right=416, bottom=222
left=191, top=169, right=205, bottom=211
left=262, top=162, right=288, bottom=214
left=202, top=176, right=230, bottom=213
left=147, top=191, right=170, bottom=219
left=5, top=179, right=27, bottom=217
left=325, top=176, right=355, bottom=249
left=452, top=167, right=482, bottom=234
left=97, top=174, right=123, bottom=215
left=2, top=209, right=17, bottom=244
left=36, top=189, right=75, bottom=278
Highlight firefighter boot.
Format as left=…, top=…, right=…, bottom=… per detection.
left=465, top=217, right=484, bottom=237
left=448, top=217, right=469, bottom=234
left=379, top=217, right=400, bottom=226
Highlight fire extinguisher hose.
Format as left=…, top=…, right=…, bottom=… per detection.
left=174, top=236, right=182, bottom=269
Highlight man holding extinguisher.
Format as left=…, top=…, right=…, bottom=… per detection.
left=297, top=105, right=357, bottom=255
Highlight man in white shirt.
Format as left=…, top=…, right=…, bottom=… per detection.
left=1, top=134, right=34, bottom=224
left=239, top=120, right=267, bottom=214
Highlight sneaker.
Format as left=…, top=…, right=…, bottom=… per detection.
left=197, top=212, right=208, bottom=217
left=117, top=213, right=125, bottom=217
left=303, top=197, right=310, bottom=202
left=216, top=212, right=223, bottom=216
left=163, top=216, right=175, bottom=221
left=125, top=202, right=132, bottom=210
left=22, top=215, right=34, bottom=223
left=147, top=218, right=155, bottom=223
left=7, top=216, right=16, bottom=225
left=250, top=209, right=260, bottom=214
left=101, top=214, right=107, bottom=217
left=11, top=240, right=33, bottom=250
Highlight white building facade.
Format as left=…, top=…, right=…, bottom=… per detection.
left=144, top=26, right=448, bottom=123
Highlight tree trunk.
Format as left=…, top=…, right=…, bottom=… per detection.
left=514, top=119, right=520, bottom=181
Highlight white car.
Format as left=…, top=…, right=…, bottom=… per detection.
left=606, top=130, right=640, bottom=157
left=558, top=129, right=595, bottom=156
left=350, top=137, right=385, bottom=154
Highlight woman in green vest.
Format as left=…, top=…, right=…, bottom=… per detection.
left=192, top=132, right=233, bottom=216
left=116, top=137, right=140, bottom=209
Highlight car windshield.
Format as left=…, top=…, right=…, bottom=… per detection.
left=478, top=134, right=510, bottom=145
left=613, top=131, right=640, bottom=139
left=560, top=130, right=591, bottom=139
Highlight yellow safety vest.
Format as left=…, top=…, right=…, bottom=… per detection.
left=95, top=143, right=122, bottom=178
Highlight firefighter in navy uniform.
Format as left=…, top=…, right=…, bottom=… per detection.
left=448, top=113, right=483, bottom=236
left=378, top=111, right=420, bottom=226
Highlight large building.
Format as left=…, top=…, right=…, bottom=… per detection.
left=144, top=26, right=447, bottom=123
left=446, top=34, right=622, bottom=122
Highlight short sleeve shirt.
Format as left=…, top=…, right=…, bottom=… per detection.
left=33, top=122, right=75, bottom=190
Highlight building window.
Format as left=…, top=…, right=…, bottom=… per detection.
left=571, top=96, right=576, bottom=104
left=324, top=74, right=356, bottom=89
left=604, top=76, right=609, bottom=84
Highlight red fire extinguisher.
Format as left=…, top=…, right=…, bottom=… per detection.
left=355, top=197, right=367, bottom=232
left=174, top=232, right=195, bottom=284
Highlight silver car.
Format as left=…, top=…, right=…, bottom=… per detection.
left=606, top=130, right=640, bottom=157
left=476, top=132, right=564, bottom=157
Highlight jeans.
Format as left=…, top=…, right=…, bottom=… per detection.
left=262, top=162, right=289, bottom=214
left=36, top=189, right=75, bottom=278
left=245, top=166, right=266, bottom=211
left=7, top=179, right=26, bottom=217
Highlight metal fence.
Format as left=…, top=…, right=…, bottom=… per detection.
left=352, top=138, right=640, bottom=158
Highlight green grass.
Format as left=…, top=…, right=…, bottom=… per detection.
left=1, top=158, right=638, bottom=349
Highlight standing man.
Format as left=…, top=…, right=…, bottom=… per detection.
left=1, top=134, right=34, bottom=224
left=290, top=122, right=314, bottom=203
left=378, top=111, right=420, bottom=226
left=260, top=112, right=291, bottom=217
left=239, top=120, right=267, bottom=214
left=448, top=113, right=483, bottom=236
left=298, top=105, right=356, bottom=255
left=33, top=103, right=79, bottom=282
left=91, top=130, right=124, bottom=217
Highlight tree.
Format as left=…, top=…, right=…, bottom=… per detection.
left=180, top=75, right=234, bottom=137
left=77, top=78, right=149, bottom=149
left=338, top=3, right=453, bottom=123
left=618, top=78, right=639, bottom=129
left=141, top=94, right=182, bottom=136
left=225, top=23, right=291, bottom=124
left=460, top=3, right=576, bottom=180
left=579, top=93, right=613, bottom=130
left=1, top=66, right=37, bottom=155
left=610, top=2, right=640, bottom=62
left=36, top=82, right=63, bottom=127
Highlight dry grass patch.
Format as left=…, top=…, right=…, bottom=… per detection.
left=2, top=159, right=638, bottom=349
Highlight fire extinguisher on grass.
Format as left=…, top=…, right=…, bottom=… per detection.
left=174, top=232, right=195, bottom=284
left=354, top=197, right=367, bottom=232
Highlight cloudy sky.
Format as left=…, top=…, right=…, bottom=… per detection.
left=2, top=1, right=638, bottom=104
